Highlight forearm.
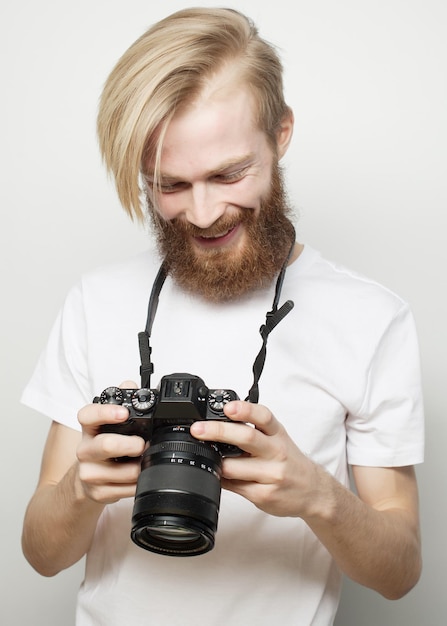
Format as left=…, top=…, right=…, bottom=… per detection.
left=304, top=464, right=422, bottom=599
left=22, top=462, right=104, bottom=577
left=191, top=401, right=422, bottom=598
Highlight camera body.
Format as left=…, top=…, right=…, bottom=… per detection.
left=95, top=373, right=241, bottom=556
left=96, top=373, right=240, bottom=456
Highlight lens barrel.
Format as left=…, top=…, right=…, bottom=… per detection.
left=131, top=426, right=223, bottom=556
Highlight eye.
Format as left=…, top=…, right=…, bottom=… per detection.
left=143, top=174, right=188, bottom=195
left=159, top=183, right=179, bottom=193
left=159, top=181, right=188, bottom=194
left=215, top=167, right=248, bottom=184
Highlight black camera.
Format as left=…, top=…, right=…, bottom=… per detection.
left=95, top=373, right=240, bottom=557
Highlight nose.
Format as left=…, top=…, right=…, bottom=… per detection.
left=184, top=182, right=226, bottom=229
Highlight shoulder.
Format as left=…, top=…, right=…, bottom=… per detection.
left=80, top=247, right=161, bottom=292
left=59, top=248, right=160, bottom=310
left=54, top=247, right=161, bottom=334
left=284, top=246, right=415, bottom=358
left=289, top=245, right=408, bottom=318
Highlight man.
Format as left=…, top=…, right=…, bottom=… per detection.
left=21, top=8, right=424, bottom=626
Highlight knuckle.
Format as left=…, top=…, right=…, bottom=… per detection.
left=76, top=446, right=86, bottom=463
left=76, top=437, right=92, bottom=463
left=77, top=405, right=90, bottom=427
left=243, top=426, right=257, bottom=446
left=101, top=434, right=122, bottom=458
left=77, top=461, right=93, bottom=484
left=271, top=463, right=287, bottom=485
left=262, top=408, right=275, bottom=428
left=88, top=485, right=107, bottom=504
left=275, top=441, right=288, bottom=463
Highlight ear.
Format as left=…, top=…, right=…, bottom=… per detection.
left=276, top=107, right=294, bottom=159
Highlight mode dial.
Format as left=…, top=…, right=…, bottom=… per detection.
left=208, top=390, right=233, bottom=413
left=131, top=388, right=156, bottom=413
left=99, top=387, right=123, bottom=405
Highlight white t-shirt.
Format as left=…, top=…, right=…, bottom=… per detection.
left=22, top=245, right=424, bottom=626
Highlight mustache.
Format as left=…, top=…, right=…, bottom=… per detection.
left=162, top=209, right=253, bottom=238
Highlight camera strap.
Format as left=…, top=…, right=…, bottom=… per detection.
left=138, top=240, right=295, bottom=399
left=138, top=262, right=167, bottom=389
left=245, top=242, right=295, bottom=403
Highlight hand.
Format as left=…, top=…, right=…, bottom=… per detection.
left=190, top=403, right=423, bottom=599
left=190, top=401, right=323, bottom=519
left=76, top=381, right=146, bottom=505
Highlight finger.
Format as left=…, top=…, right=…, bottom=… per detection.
left=79, top=464, right=140, bottom=504
left=86, top=483, right=138, bottom=505
left=119, top=380, right=138, bottom=389
left=191, top=419, right=269, bottom=457
left=78, top=433, right=145, bottom=463
left=78, top=402, right=129, bottom=434
left=224, top=401, right=283, bottom=437
left=79, top=458, right=142, bottom=486
left=78, top=380, right=139, bottom=433
left=221, top=456, right=272, bottom=483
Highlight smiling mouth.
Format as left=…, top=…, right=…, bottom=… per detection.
left=193, top=225, right=239, bottom=246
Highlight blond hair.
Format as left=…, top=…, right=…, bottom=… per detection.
left=97, top=8, right=289, bottom=221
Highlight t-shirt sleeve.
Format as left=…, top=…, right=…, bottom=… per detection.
left=346, top=302, right=424, bottom=467
left=21, top=283, right=91, bottom=431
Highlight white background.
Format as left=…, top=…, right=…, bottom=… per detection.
left=1, top=0, right=446, bottom=624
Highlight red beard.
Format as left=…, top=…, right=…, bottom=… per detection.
left=148, top=164, right=295, bottom=302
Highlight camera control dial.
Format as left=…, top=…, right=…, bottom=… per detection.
left=132, top=388, right=156, bottom=413
left=208, top=390, right=234, bottom=413
left=100, top=386, right=124, bottom=404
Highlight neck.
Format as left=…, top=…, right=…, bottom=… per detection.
left=288, top=242, right=304, bottom=266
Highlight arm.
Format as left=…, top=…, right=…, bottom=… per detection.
left=190, top=401, right=422, bottom=599
left=22, top=392, right=145, bottom=577
left=303, top=464, right=421, bottom=599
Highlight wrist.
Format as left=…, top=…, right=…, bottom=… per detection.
left=300, top=460, right=341, bottom=525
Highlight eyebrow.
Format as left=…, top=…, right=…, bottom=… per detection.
left=145, top=153, right=255, bottom=183
left=205, top=153, right=255, bottom=177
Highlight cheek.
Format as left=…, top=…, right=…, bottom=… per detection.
left=224, top=173, right=271, bottom=207
left=235, top=177, right=270, bottom=214
left=153, top=194, right=183, bottom=221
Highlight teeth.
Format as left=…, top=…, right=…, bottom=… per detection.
left=200, top=228, right=231, bottom=239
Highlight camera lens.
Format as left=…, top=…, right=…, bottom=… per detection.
left=131, top=425, right=223, bottom=556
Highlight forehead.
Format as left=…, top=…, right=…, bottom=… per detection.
left=153, top=81, right=270, bottom=179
